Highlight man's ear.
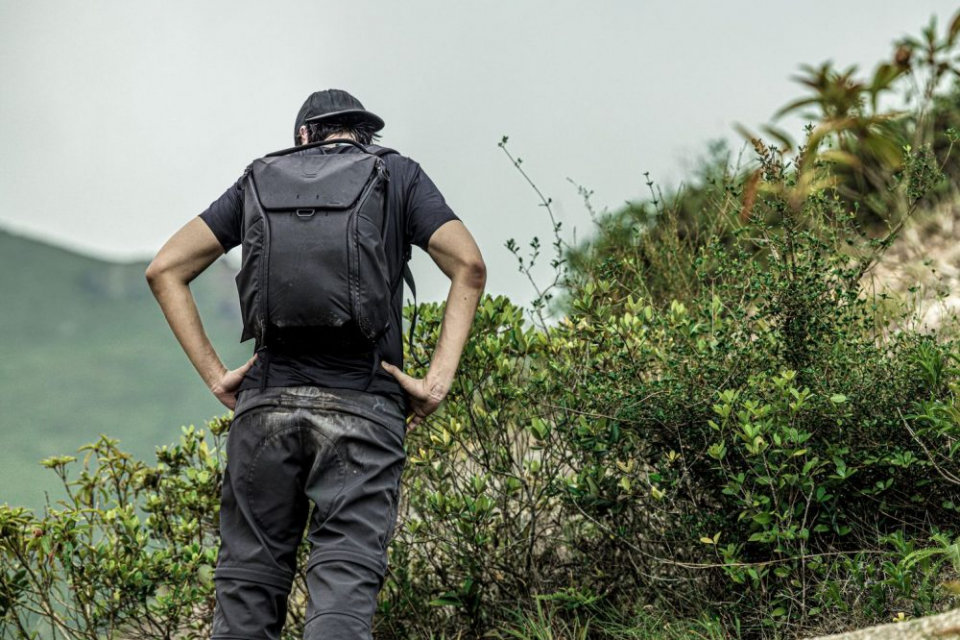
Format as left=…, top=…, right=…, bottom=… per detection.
left=299, top=125, right=309, bottom=145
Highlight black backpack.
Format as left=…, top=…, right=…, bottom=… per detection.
left=235, top=138, right=418, bottom=390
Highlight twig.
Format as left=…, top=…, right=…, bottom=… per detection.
left=898, top=407, right=960, bottom=486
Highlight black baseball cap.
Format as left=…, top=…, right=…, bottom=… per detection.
left=293, top=89, right=385, bottom=144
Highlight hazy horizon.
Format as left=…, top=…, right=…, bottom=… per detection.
left=3, top=1, right=958, bottom=305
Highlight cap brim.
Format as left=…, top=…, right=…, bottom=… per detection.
left=303, top=108, right=385, bottom=132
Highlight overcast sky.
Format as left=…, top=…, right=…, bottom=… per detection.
left=2, top=1, right=957, bottom=305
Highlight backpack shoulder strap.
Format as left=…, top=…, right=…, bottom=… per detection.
left=403, top=259, right=429, bottom=369
left=263, top=138, right=371, bottom=158
left=389, top=245, right=428, bottom=369
left=366, top=144, right=399, bottom=158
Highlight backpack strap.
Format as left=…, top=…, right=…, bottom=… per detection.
left=402, top=261, right=427, bottom=369
left=257, top=138, right=402, bottom=158
left=361, top=344, right=381, bottom=392
left=367, top=144, right=399, bottom=158
left=388, top=245, right=428, bottom=370
left=264, top=137, right=369, bottom=157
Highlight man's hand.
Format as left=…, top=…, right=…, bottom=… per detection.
left=210, top=355, right=258, bottom=411
left=381, top=361, right=449, bottom=430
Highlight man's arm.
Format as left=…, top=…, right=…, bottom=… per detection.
left=145, top=217, right=256, bottom=411
left=381, top=219, right=486, bottom=430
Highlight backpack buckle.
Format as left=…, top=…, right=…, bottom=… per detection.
left=296, top=209, right=316, bottom=218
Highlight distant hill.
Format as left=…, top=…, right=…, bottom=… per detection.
left=0, top=228, right=250, bottom=511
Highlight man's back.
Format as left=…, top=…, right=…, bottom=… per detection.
left=198, top=142, right=460, bottom=413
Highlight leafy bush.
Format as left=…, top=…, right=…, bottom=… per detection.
left=0, top=426, right=228, bottom=639
left=7, top=165, right=960, bottom=637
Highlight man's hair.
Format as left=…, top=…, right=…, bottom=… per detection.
left=301, top=114, right=382, bottom=146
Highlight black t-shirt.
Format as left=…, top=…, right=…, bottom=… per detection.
left=198, top=143, right=459, bottom=412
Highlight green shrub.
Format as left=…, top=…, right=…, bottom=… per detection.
left=9, top=164, right=960, bottom=638
left=0, top=425, right=228, bottom=639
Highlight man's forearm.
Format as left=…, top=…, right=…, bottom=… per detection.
left=426, top=270, right=485, bottom=394
left=148, top=275, right=227, bottom=389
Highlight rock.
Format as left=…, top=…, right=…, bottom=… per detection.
left=867, top=199, right=960, bottom=334
left=807, top=608, right=960, bottom=640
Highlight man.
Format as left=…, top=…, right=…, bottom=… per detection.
left=145, top=88, right=486, bottom=639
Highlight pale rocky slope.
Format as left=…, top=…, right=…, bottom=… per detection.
left=865, top=198, right=960, bottom=335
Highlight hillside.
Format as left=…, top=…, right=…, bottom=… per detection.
left=869, top=199, right=960, bottom=333
left=0, top=228, right=250, bottom=511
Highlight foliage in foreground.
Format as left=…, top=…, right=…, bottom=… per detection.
left=6, top=11, right=960, bottom=640
left=5, top=162, right=960, bottom=639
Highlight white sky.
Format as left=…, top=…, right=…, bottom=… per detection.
left=1, top=1, right=957, bottom=305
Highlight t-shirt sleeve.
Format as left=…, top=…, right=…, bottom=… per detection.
left=197, top=165, right=249, bottom=253
left=404, top=162, right=461, bottom=251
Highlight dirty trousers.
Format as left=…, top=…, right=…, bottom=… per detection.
left=211, top=385, right=407, bottom=640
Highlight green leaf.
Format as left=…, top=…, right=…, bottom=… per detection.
left=428, top=593, right=462, bottom=607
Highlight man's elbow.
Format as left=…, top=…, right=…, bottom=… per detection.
left=145, top=258, right=171, bottom=293
left=461, top=257, right=487, bottom=291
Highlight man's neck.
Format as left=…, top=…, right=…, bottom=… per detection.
left=322, top=133, right=357, bottom=143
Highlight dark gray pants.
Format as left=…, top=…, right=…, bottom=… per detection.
left=211, top=385, right=407, bottom=640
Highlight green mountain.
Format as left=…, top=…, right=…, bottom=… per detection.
left=0, top=228, right=250, bottom=511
